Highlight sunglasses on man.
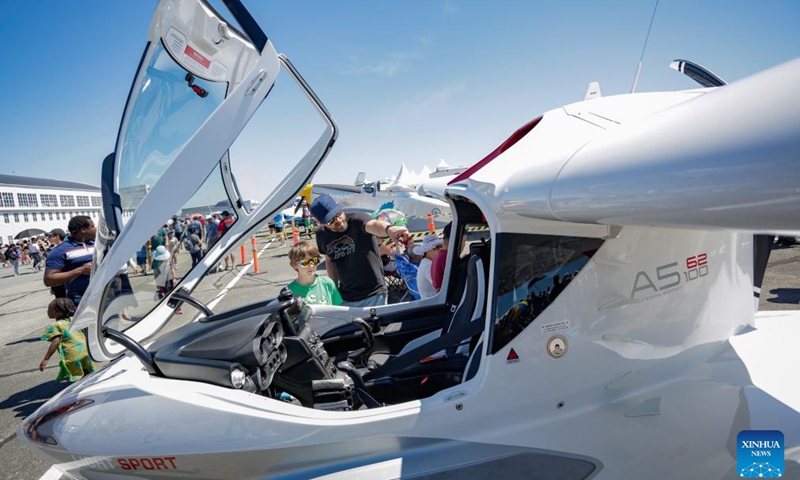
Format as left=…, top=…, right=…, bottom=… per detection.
left=327, top=212, right=344, bottom=226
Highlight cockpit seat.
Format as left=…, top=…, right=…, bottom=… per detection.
left=366, top=328, right=442, bottom=369
left=368, top=255, right=485, bottom=368
left=362, top=255, right=486, bottom=403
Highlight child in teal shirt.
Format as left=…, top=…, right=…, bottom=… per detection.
left=39, top=298, right=96, bottom=382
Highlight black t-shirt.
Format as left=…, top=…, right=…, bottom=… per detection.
left=316, top=212, right=387, bottom=302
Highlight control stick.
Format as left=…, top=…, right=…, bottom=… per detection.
left=368, top=308, right=380, bottom=333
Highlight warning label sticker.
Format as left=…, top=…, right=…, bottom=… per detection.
left=184, top=45, right=210, bottom=69
left=541, top=320, right=570, bottom=334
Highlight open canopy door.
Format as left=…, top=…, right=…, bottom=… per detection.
left=75, top=0, right=337, bottom=361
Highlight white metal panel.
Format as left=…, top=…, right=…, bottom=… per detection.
left=550, top=57, right=800, bottom=233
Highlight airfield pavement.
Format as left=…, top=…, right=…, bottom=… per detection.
left=0, top=235, right=798, bottom=480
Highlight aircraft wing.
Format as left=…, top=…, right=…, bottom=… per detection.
left=455, top=57, right=800, bottom=234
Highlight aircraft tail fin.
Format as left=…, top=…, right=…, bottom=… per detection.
left=584, top=82, right=601, bottom=100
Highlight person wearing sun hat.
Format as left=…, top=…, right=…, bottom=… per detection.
left=414, top=234, right=444, bottom=299
left=152, top=245, right=180, bottom=314
left=311, top=194, right=410, bottom=307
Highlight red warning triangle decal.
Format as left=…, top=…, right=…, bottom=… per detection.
left=507, top=348, right=519, bottom=362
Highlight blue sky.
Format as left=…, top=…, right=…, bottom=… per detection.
left=1, top=0, right=798, bottom=198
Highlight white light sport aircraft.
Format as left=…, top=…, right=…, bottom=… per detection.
left=18, top=0, right=800, bottom=478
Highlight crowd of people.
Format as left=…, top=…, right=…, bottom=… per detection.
left=119, top=196, right=447, bottom=310
left=1, top=228, right=67, bottom=277
left=20, top=199, right=456, bottom=384
left=133, top=210, right=237, bottom=278
left=3, top=217, right=96, bottom=305
left=271, top=198, right=315, bottom=246
left=285, top=194, right=453, bottom=307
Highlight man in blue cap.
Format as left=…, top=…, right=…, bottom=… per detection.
left=311, top=195, right=410, bottom=307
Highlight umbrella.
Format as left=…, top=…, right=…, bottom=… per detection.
left=14, top=228, right=47, bottom=240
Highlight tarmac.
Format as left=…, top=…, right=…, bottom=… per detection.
left=0, top=236, right=797, bottom=480
left=0, top=230, right=299, bottom=480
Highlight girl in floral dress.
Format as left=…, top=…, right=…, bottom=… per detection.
left=39, top=298, right=95, bottom=382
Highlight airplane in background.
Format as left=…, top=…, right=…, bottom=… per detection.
left=310, top=162, right=456, bottom=232
left=18, top=0, right=800, bottom=479
left=415, top=161, right=468, bottom=202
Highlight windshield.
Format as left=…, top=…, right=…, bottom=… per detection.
left=118, top=42, right=228, bottom=218
left=102, top=165, right=235, bottom=333
left=97, top=37, right=238, bottom=333
left=76, top=0, right=337, bottom=360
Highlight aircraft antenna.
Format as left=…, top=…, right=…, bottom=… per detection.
left=630, top=0, right=660, bottom=93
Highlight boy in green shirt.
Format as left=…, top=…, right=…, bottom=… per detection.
left=287, top=241, right=342, bottom=306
